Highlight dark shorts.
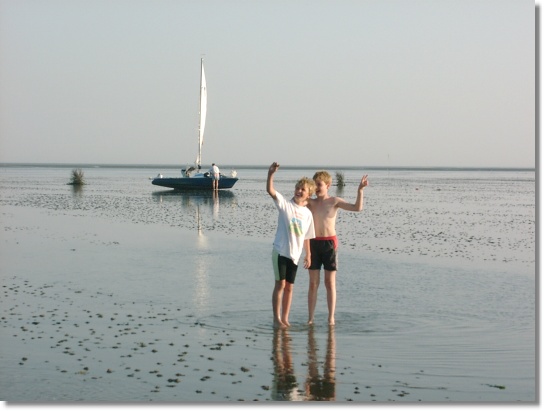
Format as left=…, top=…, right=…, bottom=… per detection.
left=309, top=236, right=338, bottom=271
left=272, top=250, right=298, bottom=284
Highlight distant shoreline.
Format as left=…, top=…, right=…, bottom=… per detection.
left=0, top=162, right=535, bottom=172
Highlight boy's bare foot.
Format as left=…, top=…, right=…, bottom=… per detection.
left=328, top=317, right=335, bottom=326
left=282, top=320, right=291, bottom=327
left=307, top=319, right=314, bottom=325
left=273, top=320, right=287, bottom=329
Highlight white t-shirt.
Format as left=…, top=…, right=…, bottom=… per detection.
left=272, top=191, right=315, bottom=264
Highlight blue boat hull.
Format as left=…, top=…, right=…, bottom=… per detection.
left=151, top=175, right=238, bottom=190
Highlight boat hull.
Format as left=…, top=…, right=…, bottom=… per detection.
left=151, top=176, right=238, bottom=190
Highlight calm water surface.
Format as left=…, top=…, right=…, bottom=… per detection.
left=0, top=165, right=536, bottom=402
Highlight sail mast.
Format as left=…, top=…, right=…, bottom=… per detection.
left=196, top=57, right=207, bottom=169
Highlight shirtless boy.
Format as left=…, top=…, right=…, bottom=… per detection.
left=306, top=171, right=368, bottom=325
left=267, top=162, right=316, bottom=328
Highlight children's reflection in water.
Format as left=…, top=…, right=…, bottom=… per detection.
left=305, top=326, right=336, bottom=401
left=271, top=326, right=336, bottom=401
left=271, top=328, right=300, bottom=400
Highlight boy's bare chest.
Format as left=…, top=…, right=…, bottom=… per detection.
left=313, top=201, right=338, bottom=219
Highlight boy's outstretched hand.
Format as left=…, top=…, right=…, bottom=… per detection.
left=359, top=175, right=369, bottom=189
left=269, top=162, right=280, bottom=175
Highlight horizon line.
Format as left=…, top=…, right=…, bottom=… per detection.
left=0, top=162, right=536, bottom=172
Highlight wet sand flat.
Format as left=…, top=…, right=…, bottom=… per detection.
left=0, top=166, right=536, bottom=403
left=0, top=205, right=535, bottom=402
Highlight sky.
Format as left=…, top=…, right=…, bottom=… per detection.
left=0, top=0, right=535, bottom=168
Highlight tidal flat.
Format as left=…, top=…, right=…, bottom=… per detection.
left=0, top=166, right=536, bottom=403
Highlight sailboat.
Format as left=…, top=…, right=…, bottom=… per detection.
left=152, top=58, right=239, bottom=190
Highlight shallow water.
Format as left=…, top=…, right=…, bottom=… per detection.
left=0, top=165, right=536, bottom=402
left=1, top=165, right=534, bottom=271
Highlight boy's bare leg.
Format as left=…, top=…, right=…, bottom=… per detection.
left=281, top=282, right=294, bottom=327
left=273, top=280, right=287, bottom=328
left=324, top=270, right=337, bottom=325
left=307, top=270, right=321, bottom=324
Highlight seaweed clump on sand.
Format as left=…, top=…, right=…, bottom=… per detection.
left=68, top=168, right=85, bottom=186
left=335, top=171, right=345, bottom=187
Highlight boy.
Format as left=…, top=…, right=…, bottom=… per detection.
left=307, top=171, right=368, bottom=325
left=267, top=162, right=316, bottom=328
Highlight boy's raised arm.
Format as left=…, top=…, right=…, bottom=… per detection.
left=267, top=162, right=280, bottom=199
left=338, top=174, right=368, bottom=212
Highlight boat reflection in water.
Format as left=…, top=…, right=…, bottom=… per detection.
left=151, top=189, right=237, bottom=228
left=150, top=189, right=237, bottom=317
left=151, top=189, right=236, bottom=207
left=271, top=326, right=336, bottom=401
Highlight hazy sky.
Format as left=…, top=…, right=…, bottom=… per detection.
left=0, top=0, right=535, bottom=168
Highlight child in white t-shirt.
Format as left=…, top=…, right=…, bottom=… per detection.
left=267, top=162, right=315, bottom=328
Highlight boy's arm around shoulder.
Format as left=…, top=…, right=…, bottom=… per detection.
left=337, top=174, right=369, bottom=212
left=267, top=162, right=280, bottom=199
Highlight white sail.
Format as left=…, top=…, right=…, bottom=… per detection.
left=196, top=58, right=207, bottom=167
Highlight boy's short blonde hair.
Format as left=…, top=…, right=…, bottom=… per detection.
left=296, top=177, right=316, bottom=196
left=313, top=170, right=332, bottom=185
